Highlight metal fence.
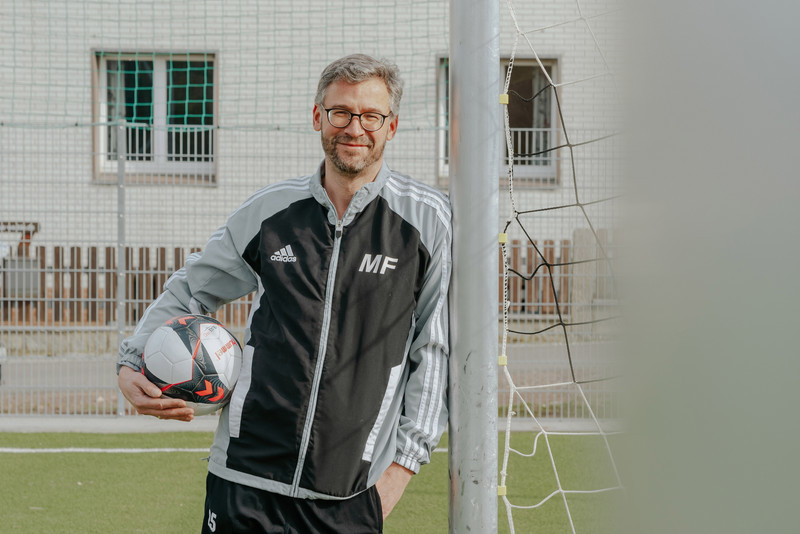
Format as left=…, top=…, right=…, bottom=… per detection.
left=1, top=0, right=621, bottom=422
left=0, top=229, right=617, bottom=418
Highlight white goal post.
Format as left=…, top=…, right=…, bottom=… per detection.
left=448, top=0, right=501, bottom=532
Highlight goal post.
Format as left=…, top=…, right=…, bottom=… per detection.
left=448, top=0, right=501, bottom=532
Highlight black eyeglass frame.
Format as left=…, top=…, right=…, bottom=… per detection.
left=322, top=107, right=392, bottom=132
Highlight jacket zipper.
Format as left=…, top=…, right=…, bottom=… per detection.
left=291, top=217, right=343, bottom=495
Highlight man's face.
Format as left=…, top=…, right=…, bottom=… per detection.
left=313, top=78, right=398, bottom=178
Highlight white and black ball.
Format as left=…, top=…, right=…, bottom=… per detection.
left=143, top=315, right=242, bottom=416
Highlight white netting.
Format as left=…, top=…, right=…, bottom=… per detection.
left=498, top=0, right=625, bottom=532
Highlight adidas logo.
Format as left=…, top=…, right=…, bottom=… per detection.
left=270, top=245, right=297, bottom=263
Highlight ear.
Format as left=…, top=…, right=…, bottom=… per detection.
left=313, top=104, right=322, bottom=132
left=385, top=114, right=399, bottom=141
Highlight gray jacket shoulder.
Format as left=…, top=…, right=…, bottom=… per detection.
left=380, top=171, right=452, bottom=254
left=224, top=175, right=314, bottom=249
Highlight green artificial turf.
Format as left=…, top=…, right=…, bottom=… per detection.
left=0, top=431, right=622, bottom=533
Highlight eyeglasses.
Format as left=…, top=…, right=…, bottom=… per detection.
left=323, top=107, right=391, bottom=132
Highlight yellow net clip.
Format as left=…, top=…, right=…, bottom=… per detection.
left=497, top=485, right=507, bottom=496
left=498, top=354, right=507, bottom=366
left=499, top=233, right=508, bottom=244
left=499, top=93, right=509, bottom=105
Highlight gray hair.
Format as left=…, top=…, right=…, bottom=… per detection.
left=315, top=54, right=404, bottom=116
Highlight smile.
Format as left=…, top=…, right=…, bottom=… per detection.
left=335, top=136, right=372, bottom=150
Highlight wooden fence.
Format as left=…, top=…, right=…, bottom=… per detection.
left=502, top=238, right=571, bottom=316
left=0, top=245, right=252, bottom=328
left=0, top=234, right=609, bottom=331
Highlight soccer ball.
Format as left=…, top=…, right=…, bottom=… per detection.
left=143, top=315, right=242, bottom=416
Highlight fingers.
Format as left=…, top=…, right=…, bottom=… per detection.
left=139, top=403, right=195, bottom=422
left=137, top=395, right=188, bottom=412
left=134, top=396, right=195, bottom=422
left=119, top=366, right=162, bottom=399
left=118, top=366, right=194, bottom=421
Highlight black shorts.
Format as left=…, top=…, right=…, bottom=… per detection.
left=201, top=473, right=383, bottom=534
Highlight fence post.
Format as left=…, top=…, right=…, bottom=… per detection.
left=571, top=228, right=595, bottom=335
left=88, top=247, right=98, bottom=323
left=559, top=239, right=571, bottom=316
left=116, top=121, right=127, bottom=416
left=70, top=246, right=82, bottom=323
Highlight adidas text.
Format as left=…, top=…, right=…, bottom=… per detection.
left=270, top=245, right=297, bottom=263
left=271, top=255, right=297, bottom=262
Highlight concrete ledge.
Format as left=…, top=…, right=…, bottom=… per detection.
left=0, top=415, right=621, bottom=434
left=0, top=415, right=219, bottom=433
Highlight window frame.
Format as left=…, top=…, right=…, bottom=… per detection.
left=501, top=58, right=561, bottom=186
left=91, top=51, right=218, bottom=184
left=436, top=56, right=561, bottom=189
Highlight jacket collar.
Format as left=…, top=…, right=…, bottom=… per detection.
left=309, top=161, right=391, bottom=226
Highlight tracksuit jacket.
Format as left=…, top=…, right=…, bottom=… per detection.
left=118, top=161, right=452, bottom=500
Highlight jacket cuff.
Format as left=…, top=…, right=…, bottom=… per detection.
left=116, top=359, right=142, bottom=375
left=393, top=452, right=422, bottom=474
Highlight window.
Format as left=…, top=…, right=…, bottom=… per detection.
left=93, top=52, right=216, bottom=183
left=436, top=57, right=559, bottom=187
left=504, top=60, right=559, bottom=184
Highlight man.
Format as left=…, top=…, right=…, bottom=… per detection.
left=118, top=54, right=451, bottom=533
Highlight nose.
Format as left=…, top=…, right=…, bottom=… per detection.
left=344, top=114, right=366, bottom=135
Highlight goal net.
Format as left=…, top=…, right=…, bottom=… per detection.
left=497, top=0, right=625, bottom=532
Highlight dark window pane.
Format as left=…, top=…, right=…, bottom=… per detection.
left=106, top=59, right=153, bottom=161
left=441, top=58, right=449, bottom=165
left=168, top=59, right=214, bottom=161
left=507, top=65, right=553, bottom=166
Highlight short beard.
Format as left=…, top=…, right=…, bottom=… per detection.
left=321, top=134, right=382, bottom=177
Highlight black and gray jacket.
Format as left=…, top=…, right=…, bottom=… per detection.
left=119, top=161, right=451, bottom=499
